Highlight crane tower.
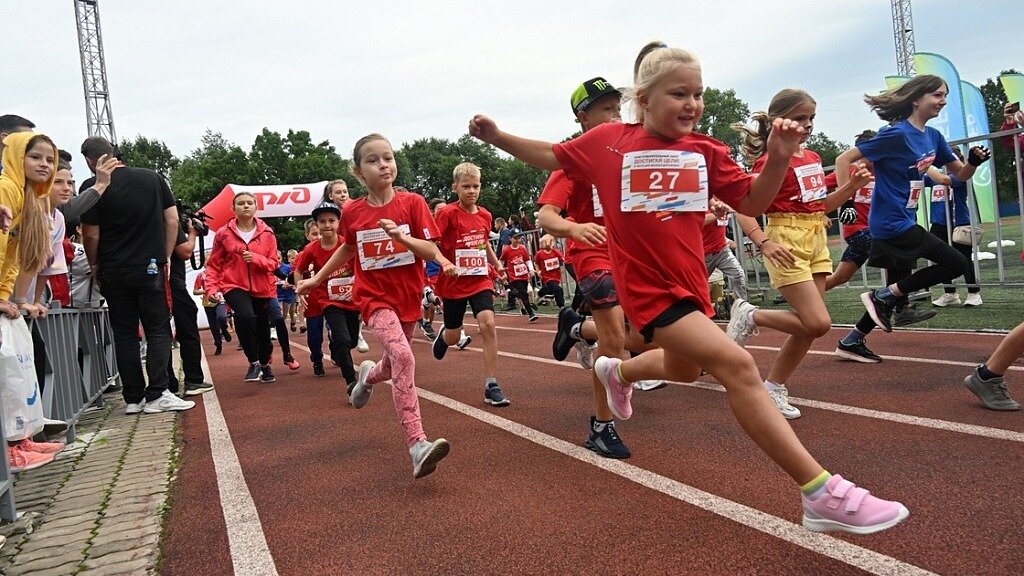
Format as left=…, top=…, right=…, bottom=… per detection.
left=74, top=0, right=118, bottom=144
left=891, top=0, right=915, bottom=76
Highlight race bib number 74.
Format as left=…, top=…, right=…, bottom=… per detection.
left=620, top=150, right=708, bottom=213
left=356, top=225, right=414, bottom=270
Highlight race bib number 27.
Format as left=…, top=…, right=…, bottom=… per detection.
left=620, top=150, right=708, bottom=213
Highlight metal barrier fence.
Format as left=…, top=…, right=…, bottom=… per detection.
left=0, top=307, right=120, bottom=522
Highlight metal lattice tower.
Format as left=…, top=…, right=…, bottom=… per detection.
left=891, top=0, right=916, bottom=76
left=74, top=0, right=117, bottom=144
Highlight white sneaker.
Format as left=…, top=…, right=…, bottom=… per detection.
left=766, top=384, right=801, bottom=419
left=931, top=293, right=961, bottom=307
left=726, top=299, right=759, bottom=345
left=410, top=438, right=450, bottom=479
left=270, top=328, right=278, bottom=340
left=964, top=293, right=983, bottom=307
left=125, top=400, right=146, bottom=415
left=356, top=331, right=370, bottom=353
left=632, top=380, right=667, bottom=391
left=456, top=331, right=472, bottom=350
left=574, top=341, right=595, bottom=370
left=143, top=390, right=196, bottom=413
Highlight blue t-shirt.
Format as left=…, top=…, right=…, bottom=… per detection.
left=856, top=120, right=955, bottom=239
left=276, top=263, right=295, bottom=300
left=925, top=174, right=970, bottom=227
left=425, top=260, right=441, bottom=278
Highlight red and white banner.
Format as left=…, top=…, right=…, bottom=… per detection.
left=200, top=181, right=329, bottom=234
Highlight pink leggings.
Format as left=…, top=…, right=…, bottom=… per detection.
left=366, top=308, right=425, bottom=447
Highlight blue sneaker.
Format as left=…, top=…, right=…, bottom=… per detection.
left=584, top=417, right=631, bottom=459
left=484, top=383, right=510, bottom=407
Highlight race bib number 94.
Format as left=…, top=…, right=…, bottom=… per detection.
left=356, top=225, right=414, bottom=270
left=794, top=163, right=827, bottom=203
left=620, top=150, right=708, bottom=213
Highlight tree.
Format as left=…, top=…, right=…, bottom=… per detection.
left=118, top=135, right=178, bottom=178
left=696, top=87, right=750, bottom=158
left=170, top=130, right=250, bottom=208
left=804, top=132, right=849, bottom=169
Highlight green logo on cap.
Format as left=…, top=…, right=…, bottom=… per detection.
left=592, top=79, right=610, bottom=91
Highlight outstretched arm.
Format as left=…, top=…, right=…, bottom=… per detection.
left=469, top=115, right=562, bottom=172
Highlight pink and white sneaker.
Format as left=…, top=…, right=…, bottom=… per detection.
left=802, top=474, right=910, bottom=535
left=594, top=356, right=633, bottom=420
left=18, top=439, right=65, bottom=454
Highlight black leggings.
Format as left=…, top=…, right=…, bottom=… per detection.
left=508, top=280, right=535, bottom=314
left=929, top=223, right=980, bottom=293
left=323, top=307, right=361, bottom=384
left=224, top=290, right=272, bottom=364
left=537, top=280, right=565, bottom=307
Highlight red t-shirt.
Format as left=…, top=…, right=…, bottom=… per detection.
left=294, top=239, right=358, bottom=316
left=434, top=202, right=494, bottom=300
left=553, top=123, right=752, bottom=330
left=754, top=149, right=826, bottom=215
left=499, top=244, right=532, bottom=281
left=536, top=170, right=612, bottom=278
left=340, top=192, right=438, bottom=324
left=823, top=169, right=872, bottom=237
left=534, top=248, right=564, bottom=283
left=702, top=212, right=728, bottom=255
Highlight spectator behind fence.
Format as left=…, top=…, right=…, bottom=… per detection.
left=79, top=136, right=195, bottom=415
left=167, top=219, right=214, bottom=397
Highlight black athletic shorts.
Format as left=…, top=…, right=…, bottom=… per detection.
left=442, top=290, right=495, bottom=329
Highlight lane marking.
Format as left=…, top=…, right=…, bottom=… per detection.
left=199, top=351, right=279, bottom=576
left=421, top=341, right=1024, bottom=444
left=416, top=387, right=938, bottom=576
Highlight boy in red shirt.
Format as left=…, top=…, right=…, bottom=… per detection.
left=294, top=202, right=361, bottom=387
left=499, top=232, right=537, bottom=322
left=432, top=163, right=510, bottom=406
left=533, top=234, right=565, bottom=307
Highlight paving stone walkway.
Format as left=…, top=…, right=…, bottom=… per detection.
left=0, top=391, right=182, bottom=576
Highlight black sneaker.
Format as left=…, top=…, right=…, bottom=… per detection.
left=860, top=291, right=896, bottom=332
left=484, top=383, right=510, bottom=407
left=185, top=381, right=215, bottom=396
left=223, top=331, right=232, bottom=342
left=432, top=334, right=449, bottom=360
left=528, top=313, right=539, bottom=323
left=892, top=304, right=937, bottom=327
left=419, top=320, right=437, bottom=341
left=584, top=417, right=631, bottom=459
left=214, top=345, right=222, bottom=356
left=244, top=362, right=262, bottom=382
left=552, top=307, right=583, bottom=361
left=313, top=362, right=326, bottom=377
left=520, top=308, right=528, bottom=316
left=260, top=365, right=276, bottom=383
left=834, top=340, right=882, bottom=363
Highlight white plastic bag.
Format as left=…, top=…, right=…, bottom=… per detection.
left=0, top=317, right=44, bottom=441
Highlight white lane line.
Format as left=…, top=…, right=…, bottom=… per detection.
left=416, top=387, right=938, bottom=576
left=200, top=351, right=279, bottom=576
left=421, top=341, right=1024, bottom=444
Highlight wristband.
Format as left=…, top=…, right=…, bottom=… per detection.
left=758, top=238, right=770, bottom=248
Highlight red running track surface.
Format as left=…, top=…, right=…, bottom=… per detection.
left=161, top=314, right=1024, bottom=576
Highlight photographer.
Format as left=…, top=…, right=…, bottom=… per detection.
left=167, top=216, right=214, bottom=396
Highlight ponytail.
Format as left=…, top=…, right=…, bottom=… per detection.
left=18, top=192, right=52, bottom=274
left=732, top=88, right=815, bottom=168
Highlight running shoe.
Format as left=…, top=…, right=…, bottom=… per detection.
left=356, top=331, right=370, bottom=353
left=421, top=286, right=437, bottom=311
left=552, top=306, right=583, bottom=361
left=964, top=293, right=983, bottom=307
left=42, top=418, right=68, bottom=439
left=931, top=293, right=961, bottom=307
left=419, top=319, right=437, bottom=341
left=244, top=362, right=262, bottom=382
left=185, top=381, right=214, bottom=396
left=766, top=384, right=801, bottom=419
left=583, top=416, right=631, bottom=459
left=484, top=383, right=511, bottom=407
left=594, top=356, right=632, bottom=420
left=143, top=390, right=196, bottom=413
left=834, top=341, right=882, bottom=363
left=432, top=334, right=449, bottom=360
left=214, top=345, right=222, bottom=356
left=860, top=291, right=895, bottom=333
left=726, top=299, right=759, bottom=344
left=16, top=439, right=64, bottom=454
left=283, top=353, right=300, bottom=371
left=312, top=362, right=326, bottom=378
left=410, top=438, right=450, bottom=479
left=350, top=360, right=375, bottom=408
left=964, top=368, right=1021, bottom=411
left=575, top=341, right=595, bottom=370
left=260, top=365, right=276, bottom=383
left=632, top=380, right=668, bottom=391
left=456, top=332, right=472, bottom=350
left=802, top=474, right=910, bottom=535
left=124, top=400, right=145, bottom=415
left=892, top=305, right=936, bottom=327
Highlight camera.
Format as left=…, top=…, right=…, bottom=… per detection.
left=176, top=200, right=211, bottom=236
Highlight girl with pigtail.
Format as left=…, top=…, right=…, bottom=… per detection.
left=726, top=90, right=873, bottom=420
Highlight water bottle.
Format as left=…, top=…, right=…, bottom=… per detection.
left=146, top=258, right=158, bottom=275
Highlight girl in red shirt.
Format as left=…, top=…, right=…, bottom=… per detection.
left=728, top=89, right=871, bottom=419
left=298, top=134, right=455, bottom=479
left=204, top=192, right=280, bottom=383
left=533, top=235, right=565, bottom=308
left=469, top=41, right=907, bottom=535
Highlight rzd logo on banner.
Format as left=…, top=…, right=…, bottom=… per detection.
left=254, top=187, right=311, bottom=210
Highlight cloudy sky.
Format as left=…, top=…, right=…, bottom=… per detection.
left=4, top=1, right=1020, bottom=187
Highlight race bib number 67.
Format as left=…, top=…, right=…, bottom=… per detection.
left=356, top=225, right=414, bottom=270
left=620, top=150, right=708, bottom=213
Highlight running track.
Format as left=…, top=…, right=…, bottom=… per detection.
left=161, top=315, right=1024, bottom=576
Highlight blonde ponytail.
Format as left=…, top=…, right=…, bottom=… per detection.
left=18, top=192, right=52, bottom=274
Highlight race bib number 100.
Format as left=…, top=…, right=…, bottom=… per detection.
left=455, top=248, right=487, bottom=276
left=620, top=150, right=708, bottom=213
left=356, top=225, right=414, bottom=270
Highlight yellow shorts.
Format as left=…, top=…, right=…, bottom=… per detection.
left=763, top=213, right=833, bottom=288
